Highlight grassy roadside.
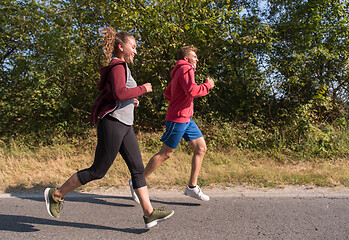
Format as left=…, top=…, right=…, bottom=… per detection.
left=1, top=129, right=349, bottom=193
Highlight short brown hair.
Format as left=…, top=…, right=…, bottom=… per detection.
left=177, top=46, right=197, bottom=60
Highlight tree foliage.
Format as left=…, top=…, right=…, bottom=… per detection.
left=266, top=0, right=349, bottom=123
left=0, top=0, right=348, bottom=145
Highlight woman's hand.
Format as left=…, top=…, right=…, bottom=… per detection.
left=143, top=83, right=152, bottom=93
left=134, top=98, right=140, bottom=107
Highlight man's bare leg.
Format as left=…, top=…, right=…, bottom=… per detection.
left=187, top=137, right=207, bottom=187
left=184, top=137, right=210, bottom=201
left=144, top=143, right=176, bottom=179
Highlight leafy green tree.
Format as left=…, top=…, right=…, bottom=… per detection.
left=0, top=0, right=104, bottom=142
left=1, top=0, right=347, bottom=147
left=112, top=0, right=272, bottom=126
left=265, top=0, right=349, bottom=123
left=0, top=0, right=275, bottom=140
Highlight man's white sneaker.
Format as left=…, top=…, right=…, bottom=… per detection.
left=184, top=185, right=210, bottom=201
left=129, top=179, right=140, bottom=204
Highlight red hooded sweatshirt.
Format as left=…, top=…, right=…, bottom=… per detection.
left=164, top=60, right=212, bottom=123
left=90, top=59, right=147, bottom=123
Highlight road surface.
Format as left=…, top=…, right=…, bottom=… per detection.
left=1, top=186, right=349, bottom=239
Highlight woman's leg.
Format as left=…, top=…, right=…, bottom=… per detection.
left=54, top=173, right=82, bottom=200
left=119, top=126, right=153, bottom=216
left=56, top=117, right=125, bottom=199
left=134, top=186, right=153, bottom=216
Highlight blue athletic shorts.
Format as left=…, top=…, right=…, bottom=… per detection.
left=160, top=118, right=203, bottom=149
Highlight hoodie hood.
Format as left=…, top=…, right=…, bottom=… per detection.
left=170, top=59, right=194, bottom=78
left=98, top=59, right=127, bottom=91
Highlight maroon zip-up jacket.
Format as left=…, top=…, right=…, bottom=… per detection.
left=90, top=59, right=147, bottom=123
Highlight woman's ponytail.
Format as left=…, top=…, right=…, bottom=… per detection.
left=100, top=27, right=134, bottom=63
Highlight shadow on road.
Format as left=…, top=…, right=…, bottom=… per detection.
left=0, top=214, right=149, bottom=234
left=9, top=192, right=136, bottom=208
left=6, top=187, right=202, bottom=207
left=151, top=198, right=201, bottom=207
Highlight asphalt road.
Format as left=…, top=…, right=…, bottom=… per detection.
left=1, top=187, right=349, bottom=239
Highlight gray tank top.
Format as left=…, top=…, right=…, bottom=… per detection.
left=108, top=63, right=137, bottom=126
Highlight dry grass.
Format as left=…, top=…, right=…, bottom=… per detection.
left=1, top=134, right=349, bottom=193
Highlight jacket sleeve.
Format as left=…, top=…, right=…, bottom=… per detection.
left=181, top=66, right=212, bottom=98
left=164, top=82, right=172, bottom=102
left=110, top=64, right=147, bottom=101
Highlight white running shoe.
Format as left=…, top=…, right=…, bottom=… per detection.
left=129, top=179, right=140, bottom=204
left=184, top=185, right=210, bottom=201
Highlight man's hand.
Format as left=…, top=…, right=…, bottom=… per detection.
left=206, top=78, right=215, bottom=88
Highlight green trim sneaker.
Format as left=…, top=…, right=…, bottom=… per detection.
left=44, top=188, right=64, bottom=218
left=143, top=208, right=174, bottom=228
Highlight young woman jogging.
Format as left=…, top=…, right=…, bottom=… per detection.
left=44, top=27, right=174, bottom=228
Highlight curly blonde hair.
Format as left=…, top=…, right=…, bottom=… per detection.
left=100, top=27, right=134, bottom=62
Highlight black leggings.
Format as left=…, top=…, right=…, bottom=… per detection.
left=77, top=116, right=146, bottom=189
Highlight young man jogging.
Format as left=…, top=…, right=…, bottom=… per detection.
left=130, top=46, right=214, bottom=203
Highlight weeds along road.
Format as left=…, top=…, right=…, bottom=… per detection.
left=1, top=186, right=349, bottom=240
